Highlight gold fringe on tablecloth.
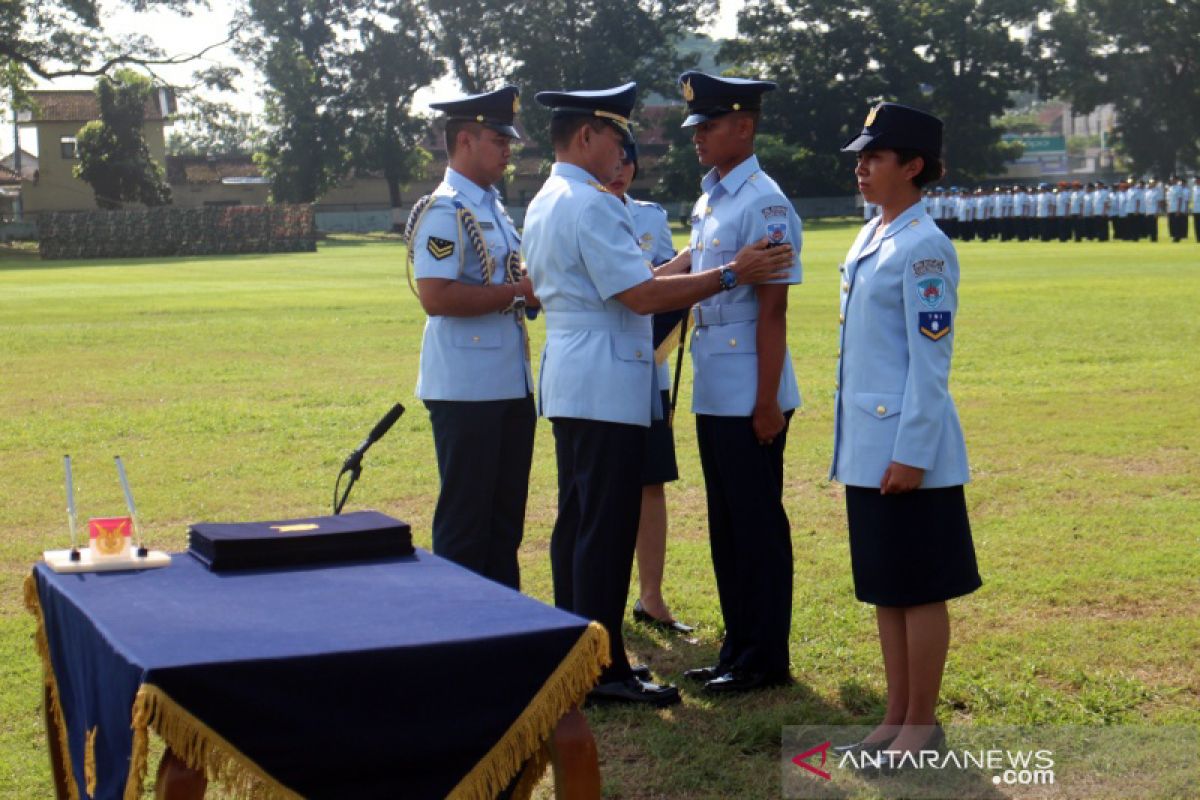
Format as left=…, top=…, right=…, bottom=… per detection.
left=449, top=621, right=610, bottom=800
left=125, top=683, right=302, bottom=800
left=24, top=573, right=80, bottom=800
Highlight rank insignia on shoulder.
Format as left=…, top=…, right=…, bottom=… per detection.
left=427, top=237, right=454, bottom=260
left=586, top=180, right=610, bottom=194
left=912, top=258, right=945, bottom=276
left=916, top=276, right=946, bottom=309
left=918, top=311, right=951, bottom=341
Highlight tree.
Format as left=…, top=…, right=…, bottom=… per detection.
left=236, top=0, right=354, bottom=203
left=74, top=70, right=172, bottom=209
left=1, top=0, right=226, bottom=100
left=420, top=0, right=716, bottom=153
left=341, top=0, right=443, bottom=210
left=1034, top=0, right=1200, bottom=176
left=721, top=0, right=1049, bottom=193
left=167, top=101, right=265, bottom=156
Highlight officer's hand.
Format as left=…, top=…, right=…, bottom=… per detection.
left=515, top=276, right=540, bottom=309
left=752, top=400, right=786, bottom=445
left=731, top=238, right=794, bottom=284
left=880, top=462, right=924, bottom=494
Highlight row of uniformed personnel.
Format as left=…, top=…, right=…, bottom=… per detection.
left=877, top=179, right=1200, bottom=243
left=407, top=74, right=980, bottom=742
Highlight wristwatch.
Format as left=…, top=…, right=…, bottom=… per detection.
left=718, top=266, right=737, bottom=292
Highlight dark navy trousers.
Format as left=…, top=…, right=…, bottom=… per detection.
left=696, top=412, right=794, bottom=676
left=425, top=395, right=536, bottom=590
left=549, top=417, right=646, bottom=684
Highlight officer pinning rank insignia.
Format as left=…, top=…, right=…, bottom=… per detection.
left=919, top=310, right=951, bottom=341
left=427, top=236, right=454, bottom=260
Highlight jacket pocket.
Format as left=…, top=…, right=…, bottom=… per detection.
left=612, top=333, right=652, bottom=363
left=452, top=328, right=502, bottom=349
left=852, top=392, right=903, bottom=420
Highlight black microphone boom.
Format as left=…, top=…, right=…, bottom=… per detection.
left=334, top=403, right=405, bottom=514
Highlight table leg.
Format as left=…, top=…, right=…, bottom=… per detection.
left=549, top=708, right=600, bottom=800
left=44, top=685, right=70, bottom=800
left=155, top=749, right=207, bottom=800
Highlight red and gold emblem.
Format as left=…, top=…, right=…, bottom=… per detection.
left=89, top=516, right=132, bottom=557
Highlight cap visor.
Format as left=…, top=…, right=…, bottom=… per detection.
left=683, top=112, right=720, bottom=128
left=840, top=133, right=876, bottom=152
left=486, top=123, right=521, bottom=140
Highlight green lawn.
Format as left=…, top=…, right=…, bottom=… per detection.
left=1, top=223, right=1197, bottom=798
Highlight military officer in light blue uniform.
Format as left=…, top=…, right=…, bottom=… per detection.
left=523, top=82, right=794, bottom=707
left=675, top=70, right=802, bottom=694
left=607, top=137, right=697, bottom=636
left=832, top=102, right=981, bottom=759
left=406, top=86, right=537, bottom=590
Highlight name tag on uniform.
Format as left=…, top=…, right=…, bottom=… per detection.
left=479, top=221, right=495, bottom=230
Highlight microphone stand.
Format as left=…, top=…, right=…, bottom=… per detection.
left=333, top=404, right=405, bottom=515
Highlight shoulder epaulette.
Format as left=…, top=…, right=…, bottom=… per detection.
left=586, top=180, right=611, bottom=194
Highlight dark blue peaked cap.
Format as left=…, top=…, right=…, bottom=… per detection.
left=841, top=102, right=943, bottom=155
left=429, top=85, right=522, bottom=139
left=535, top=82, right=637, bottom=145
left=678, top=70, right=776, bottom=127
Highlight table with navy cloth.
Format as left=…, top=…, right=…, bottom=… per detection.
left=25, top=549, right=608, bottom=800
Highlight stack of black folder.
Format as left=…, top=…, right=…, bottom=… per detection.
left=188, top=510, right=413, bottom=571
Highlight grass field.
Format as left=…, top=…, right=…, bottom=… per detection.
left=1, top=222, right=1197, bottom=799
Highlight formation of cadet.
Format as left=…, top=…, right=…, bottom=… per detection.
left=894, top=178, right=1200, bottom=243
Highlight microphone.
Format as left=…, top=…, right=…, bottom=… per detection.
left=342, top=403, right=405, bottom=472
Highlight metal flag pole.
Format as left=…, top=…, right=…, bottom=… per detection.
left=114, top=456, right=148, bottom=557
left=64, top=455, right=81, bottom=561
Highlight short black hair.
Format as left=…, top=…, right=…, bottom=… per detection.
left=550, top=116, right=611, bottom=151
left=444, top=120, right=484, bottom=157
left=895, top=148, right=944, bottom=188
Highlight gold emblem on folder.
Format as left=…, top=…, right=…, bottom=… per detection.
left=271, top=523, right=319, bottom=533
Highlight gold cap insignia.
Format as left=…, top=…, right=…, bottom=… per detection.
left=864, top=104, right=880, bottom=127
left=476, top=114, right=485, bottom=123
left=732, top=102, right=741, bottom=111
left=512, top=95, right=520, bottom=114
left=682, top=78, right=695, bottom=102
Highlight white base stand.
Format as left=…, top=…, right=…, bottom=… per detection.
left=43, top=548, right=171, bottom=573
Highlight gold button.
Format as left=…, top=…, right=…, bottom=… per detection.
left=706, top=206, right=713, bottom=215
left=713, top=238, right=720, bottom=247
left=839, top=313, right=845, bottom=323
left=697, top=242, right=704, bottom=251
left=729, top=338, right=737, bottom=347
left=876, top=405, right=887, bottom=416
left=841, top=281, right=849, bottom=292
left=472, top=336, right=480, bottom=342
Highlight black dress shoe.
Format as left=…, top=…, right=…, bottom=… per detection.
left=682, top=663, right=728, bottom=682
left=702, top=669, right=791, bottom=694
left=586, top=677, right=681, bottom=707
left=632, top=600, right=696, bottom=634
left=630, top=663, right=652, bottom=681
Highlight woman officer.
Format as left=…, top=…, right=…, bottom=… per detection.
left=831, top=103, right=982, bottom=757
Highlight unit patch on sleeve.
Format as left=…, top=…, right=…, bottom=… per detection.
left=427, top=237, right=455, bottom=260
left=918, top=311, right=952, bottom=341
left=761, top=205, right=789, bottom=219
left=916, top=276, right=947, bottom=309
left=912, top=258, right=945, bottom=276
left=766, top=222, right=788, bottom=245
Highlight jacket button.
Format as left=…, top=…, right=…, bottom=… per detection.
left=713, top=238, right=720, bottom=247
left=839, top=313, right=845, bottom=324
left=706, top=206, right=713, bottom=215
left=729, top=338, right=737, bottom=347
left=842, top=281, right=849, bottom=292
left=697, top=242, right=704, bottom=251
left=876, top=405, right=887, bottom=416
left=472, top=336, right=480, bottom=342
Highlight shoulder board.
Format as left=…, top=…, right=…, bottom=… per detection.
left=586, top=180, right=611, bottom=194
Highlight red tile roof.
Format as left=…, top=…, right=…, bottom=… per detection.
left=27, top=90, right=167, bottom=123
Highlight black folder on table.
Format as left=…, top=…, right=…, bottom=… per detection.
left=188, top=510, right=413, bottom=571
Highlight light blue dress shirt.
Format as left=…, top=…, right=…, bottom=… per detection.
left=523, top=163, right=658, bottom=427
left=411, top=168, right=533, bottom=401
left=686, top=155, right=802, bottom=416
left=830, top=201, right=970, bottom=489
left=626, top=196, right=679, bottom=389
